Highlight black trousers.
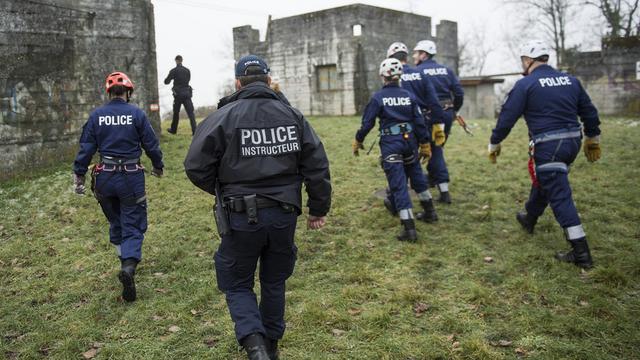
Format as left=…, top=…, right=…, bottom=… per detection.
left=214, top=207, right=298, bottom=343
left=170, top=94, right=196, bottom=134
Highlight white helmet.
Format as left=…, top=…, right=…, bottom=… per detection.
left=414, top=40, right=437, bottom=55
left=379, top=58, right=403, bottom=79
left=519, top=40, right=551, bottom=59
left=387, top=42, right=409, bottom=58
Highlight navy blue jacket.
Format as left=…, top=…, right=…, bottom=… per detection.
left=73, top=98, right=164, bottom=175
left=491, top=65, right=601, bottom=145
left=417, top=59, right=464, bottom=111
left=355, top=83, right=429, bottom=144
left=400, top=64, right=446, bottom=124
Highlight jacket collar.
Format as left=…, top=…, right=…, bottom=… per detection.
left=222, top=82, right=280, bottom=104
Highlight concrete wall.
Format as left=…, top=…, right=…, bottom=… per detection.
left=459, top=79, right=504, bottom=120
left=233, top=4, right=458, bottom=116
left=565, top=36, right=640, bottom=116
left=0, top=0, right=160, bottom=180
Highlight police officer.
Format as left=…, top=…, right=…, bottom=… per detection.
left=414, top=40, right=465, bottom=204
left=72, top=71, right=164, bottom=302
left=353, top=58, right=434, bottom=242
left=184, top=55, right=331, bottom=360
left=164, top=55, right=197, bottom=135
left=488, top=40, right=601, bottom=269
left=385, top=42, right=447, bottom=222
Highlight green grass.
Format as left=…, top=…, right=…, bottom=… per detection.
left=1, top=117, right=639, bottom=359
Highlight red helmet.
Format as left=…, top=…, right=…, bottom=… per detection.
left=105, top=72, right=134, bottom=93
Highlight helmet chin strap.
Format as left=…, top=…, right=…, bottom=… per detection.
left=522, top=59, right=539, bottom=76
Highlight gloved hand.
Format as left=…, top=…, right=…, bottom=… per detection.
left=73, top=173, right=85, bottom=195
left=419, top=143, right=432, bottom=164
left=583, top=136, right=601, bottom=162
left=352, top=139, right=364, bottom=156
left=432, top=123, right=446, bottom=147
left=151, top=167, right=164, bottom=178
left=488, top=143, right=501, bottom=164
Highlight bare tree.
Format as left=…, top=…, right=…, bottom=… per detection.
left=505, top=0, right=577, bottom=66
left=458, top=23, right=494, bottom=76
left=585, top=0, right=640, bottom=37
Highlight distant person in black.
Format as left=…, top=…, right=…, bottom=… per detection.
left=164, top=55, right=197, bottom=135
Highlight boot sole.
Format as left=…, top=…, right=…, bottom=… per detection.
left=118, top=270, right=136, bottom=302
left=416, top=213, right=438, bottom=223
left=554, top=252, right=594, bottom=269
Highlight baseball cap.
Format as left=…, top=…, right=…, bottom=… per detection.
left=235, top=55, right=270, bottom=77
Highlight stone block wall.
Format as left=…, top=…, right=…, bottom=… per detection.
left=565, top=36, right=640, bottom=116
left=233, top=4, right=458, bottom=116
left=0, top=0, right=159, bottom=180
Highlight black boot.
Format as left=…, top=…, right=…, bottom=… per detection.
left=383, top=196, right=398, bottom=216
left=516, top=211, right=537, bottom=234
left=241, top=333, right=270, bottom=360
left=266, top=338, right=279, bottom=360
left=118, top=258, right=137, bottom=302
left=397, top=219, right=418, bottom=242
left=555, top=237, right=593, bottom=269
left=416, top=200, right=438, bottom=223
left=438, top=191, right=451, bottom=204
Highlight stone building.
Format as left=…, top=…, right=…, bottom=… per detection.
left=0, top=0, right=160, bottom=180
left=459, top=77, right=505, bottom=120
left=565, top=36, right=640, bottom=116
left=233, top=4, right=458, bottom=116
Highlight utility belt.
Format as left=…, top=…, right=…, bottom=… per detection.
left=439, top=99, right=454, bottom=111
left=531, top=127, right=582, bottom=145
left=89, top=160, right=146, bottom=205
left=224, top=195, right=294, bottom=225
left=381, top=122, right=413, bottom=136
left=527, top=127, right=580, bottom=187
left=97, top=157, right=143, bottom=172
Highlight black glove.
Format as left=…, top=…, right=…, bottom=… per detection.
left=151, top=168, right=164, bottom=178
left=73, top=173, right=85, bottom=195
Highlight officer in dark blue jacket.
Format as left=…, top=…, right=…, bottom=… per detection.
left=164, top=55, right=197, bottom=135
left=414, top=40, right=465, bottom=204
left=72, top=71, right=164, bottom=301
left=185, top=55, right=331, bottom=360
left=353, top=58, right=437, bottom=242
left=488, top=41, right=601, bottom=269
left=383, top=42, right=445, bottom=221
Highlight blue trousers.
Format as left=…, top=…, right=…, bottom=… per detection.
left=381, top=135, right=429, bottom=211
left=95, top=169, right=147, bottom=261
left=214, top=206, right=298, bottom=342
left=427, top=109, right=454, bottom=187
left=525, top=137, right=582, bottom=229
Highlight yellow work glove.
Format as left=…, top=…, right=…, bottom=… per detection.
left=352, top=139, right=364, bottom=156
left=419, top=143, right=432, bottom=164
left=488, top=143, right=501, bottom=164
left=583, top=136, right=601, bottom=162
left=432, top=123, right=446, bottom=147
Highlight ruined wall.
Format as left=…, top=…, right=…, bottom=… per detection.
left=233, top=4, right=458, bottom=116
left=565, top=36, right=640, bottom=116
left=0, top=0, right=160, bottom=180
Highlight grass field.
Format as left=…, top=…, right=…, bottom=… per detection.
left=1, top=116, right=639, bottom=359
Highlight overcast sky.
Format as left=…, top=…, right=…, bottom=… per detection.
left=151, top=0, right=604, bottom=113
